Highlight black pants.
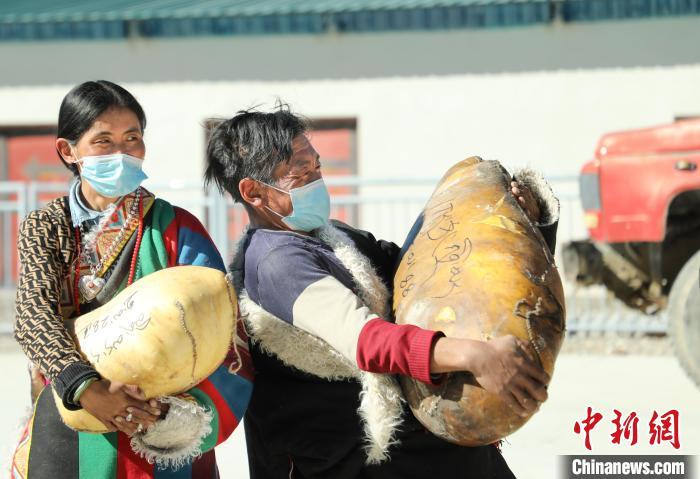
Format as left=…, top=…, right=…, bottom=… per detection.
left=245, top=396, right=516, bottom=479
left=245, top=343, right=516, bottom=479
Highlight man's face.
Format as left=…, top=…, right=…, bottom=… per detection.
left=266, top=134, right=322, bottom=218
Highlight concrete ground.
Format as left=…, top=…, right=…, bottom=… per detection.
left=1, top=339, right=698, bottom=478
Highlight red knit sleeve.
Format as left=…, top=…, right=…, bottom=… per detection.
left=356, top=318, right=444, bottom=384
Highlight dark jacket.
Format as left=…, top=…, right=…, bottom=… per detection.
left=243, top=218, right=558, bottom=479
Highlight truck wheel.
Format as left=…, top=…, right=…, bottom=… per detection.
left=669, top=249, right=700, bottom=387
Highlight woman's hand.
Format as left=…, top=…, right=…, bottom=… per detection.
left=511, top=181, right=541, bottom=224
left=79, top=379, right=163, bottom=435
left=431, top=335, right=549, bottom=417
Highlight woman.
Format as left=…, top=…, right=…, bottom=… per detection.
left=11, top=80, right=253, bottom=479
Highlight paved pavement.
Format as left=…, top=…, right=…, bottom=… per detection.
left=2, top=340, right=698, bottom=478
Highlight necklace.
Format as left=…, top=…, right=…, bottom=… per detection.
left=75, top=188, right=141, bottom=302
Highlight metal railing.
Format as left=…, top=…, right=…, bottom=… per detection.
left=0, top=177, right=667, bottom=335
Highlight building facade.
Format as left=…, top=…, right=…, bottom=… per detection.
left=0, top=0, right=699, bottom=244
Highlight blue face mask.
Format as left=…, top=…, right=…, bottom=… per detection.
left=77, top=153, right=148, bottom=198
left=263, top=178, right=331, bottom=232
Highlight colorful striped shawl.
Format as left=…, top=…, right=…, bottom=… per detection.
left=13, top=198, right=253, bottom=479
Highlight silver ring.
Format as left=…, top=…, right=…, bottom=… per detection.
left=125, top=412, right=133, bottom=423
left=136, top=423, right=144, bottom=434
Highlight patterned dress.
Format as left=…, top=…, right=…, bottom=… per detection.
left=11, top=188, right=253, bottom=479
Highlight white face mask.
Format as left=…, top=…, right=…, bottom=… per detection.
left=262, top=179, right=331, bottom=232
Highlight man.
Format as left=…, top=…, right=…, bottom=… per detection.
left=204, top=105, right=559, bottom=478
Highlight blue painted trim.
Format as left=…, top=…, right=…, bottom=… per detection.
left=562, top=0, right=700, bottom=21
left=0, top=1, right=697, bottom=42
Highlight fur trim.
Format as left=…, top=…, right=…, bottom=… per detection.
left=229, top=224, right=404, bottom=464
left=513, top=167, right=560, bottom=226
left=358, top=373, right=405, bottom=464
left=239, top=291, right=358, bottom=381
left=130, top=395, right=212, bottom=470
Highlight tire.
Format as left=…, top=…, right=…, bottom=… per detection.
left=669, top=249, right=700, bottom=388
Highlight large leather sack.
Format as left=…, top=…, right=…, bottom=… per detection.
left=394, top=157, right=565, bottom=446
left=54, top=265, right=237, bottom=432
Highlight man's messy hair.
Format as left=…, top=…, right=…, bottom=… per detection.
left=204, top=102, right=308, bottom=203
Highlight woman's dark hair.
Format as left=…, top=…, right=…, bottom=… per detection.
left=204, top=103, right=308, bottom=203
left=57, top=80, right=147, bottom=175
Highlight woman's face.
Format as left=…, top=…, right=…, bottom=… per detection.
left=57, top=106, right=145, bottom=168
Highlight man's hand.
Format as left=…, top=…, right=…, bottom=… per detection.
left=469, top=336, right=549, bottom=416
left=79, top=379, right=164, bottom=435
left=431, top=335, right=550, bottom=416
left=511, top=181, right=541, bottom=224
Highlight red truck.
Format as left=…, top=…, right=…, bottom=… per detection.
left=563, top=118, right=700, bottom=386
